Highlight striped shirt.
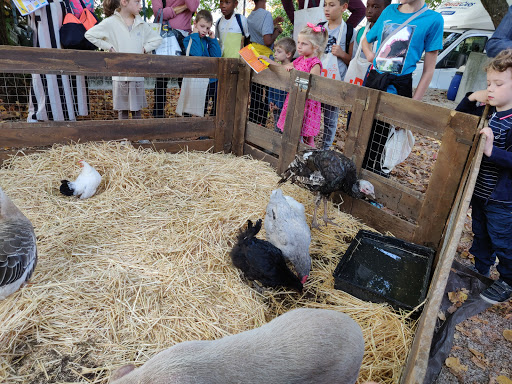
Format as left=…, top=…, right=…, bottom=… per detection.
left=474, top=111, right=512, bottom=201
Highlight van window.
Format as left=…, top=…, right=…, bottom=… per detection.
left=436, top=35, right=488, bottom=69
left=420, top=32, right=461, bottom=62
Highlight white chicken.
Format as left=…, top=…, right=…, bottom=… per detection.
left=264, top=189, right=312, bottom=284
left=0, top=187, right=37, bottom=300
left=60, top=160, right=102, bottom=199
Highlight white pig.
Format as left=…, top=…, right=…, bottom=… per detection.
left=111, top=308, right=365, bottom=384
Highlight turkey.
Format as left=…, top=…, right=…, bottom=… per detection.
left=230, top=219, right=303, bottom=292
left=0, top=187, right=37, bottom=300
left=279, top=150, right=375, bottom=228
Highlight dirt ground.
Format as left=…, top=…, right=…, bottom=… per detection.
left=422, top=89, right=512, bottom=384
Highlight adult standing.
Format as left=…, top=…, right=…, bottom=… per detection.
left=281, top=0, right=366, bottom=29
left=486, top=5, right=512, bottom=58
left=27, top=0, right=89, bottom=121
left=152, top=0, right=199, bottom=118
left=247, top=0, right=282, bottom=126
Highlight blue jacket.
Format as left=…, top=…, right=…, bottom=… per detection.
left=486, top=5, right=512, bottom=58
left=183, top=33, right=221, bottom=83
left=456, top=94, right=512, bottom=202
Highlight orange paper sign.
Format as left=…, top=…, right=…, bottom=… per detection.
left=239, top=44, right=269, bottom=73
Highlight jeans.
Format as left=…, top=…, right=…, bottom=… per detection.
left=322, top=103, right=339, bottom=150
left=470, top=197, right=512, bottom=286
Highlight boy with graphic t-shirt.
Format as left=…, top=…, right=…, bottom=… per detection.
left=318, top=0, right=354, bottom=150
left=360, top=0, right=443, bottom=177
left=216, top=0, right=250, bottom=58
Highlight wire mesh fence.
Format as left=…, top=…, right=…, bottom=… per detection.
left=0, top=72, right=217, bottom=123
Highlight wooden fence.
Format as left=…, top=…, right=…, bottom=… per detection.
left=0, top=45, right=484, bottom=384
left=237, top=64, right=480, bottom=250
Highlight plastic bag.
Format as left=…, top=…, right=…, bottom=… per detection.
left=380, top=126, right=415, bottom=173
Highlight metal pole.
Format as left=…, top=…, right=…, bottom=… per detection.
left=142, top=0, right=147, bottom=20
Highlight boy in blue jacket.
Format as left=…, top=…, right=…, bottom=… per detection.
left=183, top=10, right=222, bottom=116
left=456, top=49, right=512, bottom=304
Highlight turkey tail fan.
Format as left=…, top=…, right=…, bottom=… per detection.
left=59, top=180, right=74, bottom=196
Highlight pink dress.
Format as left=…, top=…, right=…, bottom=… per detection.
left=277, top=56, right=322, bottom=138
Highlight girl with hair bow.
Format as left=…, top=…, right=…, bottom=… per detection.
left=276, top=23, right=328, bottom=147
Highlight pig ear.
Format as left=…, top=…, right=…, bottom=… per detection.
left=110, top=364, right=136, bottom=382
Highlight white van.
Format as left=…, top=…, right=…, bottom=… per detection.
left=412, top=0, right=511, bottom=90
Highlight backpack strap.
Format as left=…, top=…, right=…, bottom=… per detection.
left=345, top=24, right=353, bottom=54
left=235, top=13, right=249, bottom=38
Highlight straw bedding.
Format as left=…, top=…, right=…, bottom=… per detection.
left=0, top=142, right=416, bottom=383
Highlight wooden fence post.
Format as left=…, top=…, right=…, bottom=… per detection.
left=215, top=58, right=239, bottom=153
left=277, top=70, right=310, bottom=175
left=232, top=63, right=252, bottom=156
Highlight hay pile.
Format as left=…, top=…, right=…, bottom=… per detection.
left=0, top=142, right=416, bottom=383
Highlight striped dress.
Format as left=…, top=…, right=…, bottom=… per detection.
left=27, top=0, right=89, bottom=121
left=473, top=111, right=512, bottom=201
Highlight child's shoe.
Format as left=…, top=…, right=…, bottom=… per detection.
left=480, top=279, right=512, bottom=304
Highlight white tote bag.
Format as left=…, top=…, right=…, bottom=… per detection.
left=380, top=126, right=415, bottom=174
left=293, top=0, right=326, bottom=42
left=320, top=24, right=344, bottom=80
left=150, top=10, right=183, bottom=56
left=176, top=40, right=209, bottom=117
left=345, top=25, right=371, bottom=86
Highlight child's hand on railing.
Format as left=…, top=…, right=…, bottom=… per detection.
left=109, top=47, right=116, bottom=52
left=284, top=63, right=294, bottom=72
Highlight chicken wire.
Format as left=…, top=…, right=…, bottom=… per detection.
left=0, top=71, right=217, bottom=122
left=247, top=80, right=352, bottom=152
left=362, top=117, right=441, bottom=194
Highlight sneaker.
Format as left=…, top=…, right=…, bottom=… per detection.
left=480, top=279, right=512, bottom=304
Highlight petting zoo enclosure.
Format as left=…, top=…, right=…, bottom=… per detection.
left=0, top=45, right=483, bottom=384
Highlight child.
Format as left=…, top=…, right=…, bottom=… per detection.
left=247, top=0, right=283, bottom=127
left=277, top=24, right=328, bottom=147
left=259, top=37, right=296, bottom=132
left=360, top=0, right=443, bottom=176
left=183, top=10, right=221, bottom=116
left=353, top=0, right=391, bottom=59
left=216, top=0, right=250, bottom=58
left=455, top=49, right=512, bottom=304
left=318, top=0, right=354, bottom=150
left=85, top=0, right=162, bottom=119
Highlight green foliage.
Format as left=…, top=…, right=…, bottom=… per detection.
left=426, top=0, right=442, bottom=9
left=268, top=0, right=294, bottom=37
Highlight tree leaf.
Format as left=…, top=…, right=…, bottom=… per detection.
left=497, top=376, right=512, bottom=384
left=445, top=357, right=468, bottom=374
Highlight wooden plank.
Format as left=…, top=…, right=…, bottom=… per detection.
left=0, top=118, right=215, bottom=147
left=413, top=126, right=473, bottom=248
left=0, top=46, right=223, bottom=77
left=351, top=87, right=380, bottom=169
left=361, top=169, right=424, bottom=221
left=400, top=134, right=486, bottom=384
left=251, top=65, right=291, bottom=91
left=245, top=122, right=283, bottom=155
left=307, top=73, right=359, bottom=107
left=244, top=143, right=278, bottom=169
left=277, top=70, right=309, bottom=174
left=377, top=92, right=479, bottom=139
left=336, top=193, right=418, bottom=241
left=232, top=63, right=252, bottom=156
left=214, top=59, right=238, bottom=153
left=343, top=85, right=371, bottom=160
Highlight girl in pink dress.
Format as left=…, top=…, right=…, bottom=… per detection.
left=277, top=23, right=328, bottom=147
